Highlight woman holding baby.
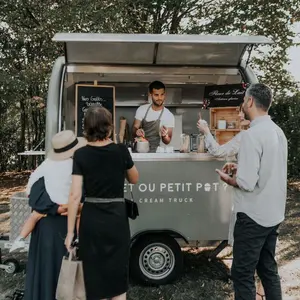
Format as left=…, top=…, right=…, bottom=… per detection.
left=23, top=130, right=86, bottom=300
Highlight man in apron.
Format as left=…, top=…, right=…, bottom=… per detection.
left=132, top=81, right=175, bottom=152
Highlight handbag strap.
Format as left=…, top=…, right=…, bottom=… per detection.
left=130, top=190, right=135, bottom=202
left=68, top=249, right=74, bottom=262
left=67, top=247, right=78, bottom=261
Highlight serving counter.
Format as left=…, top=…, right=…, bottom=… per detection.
left=131, top=152, right=224, bottom=161
left=127, top=152, right=232, bottom=245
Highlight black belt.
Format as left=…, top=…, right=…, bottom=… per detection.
left=85, top=197, right=124, bottom=203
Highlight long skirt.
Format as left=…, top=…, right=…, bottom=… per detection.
left=24, top=215, right=67, bottom=300
left=79, top=202, right=130, bottom=300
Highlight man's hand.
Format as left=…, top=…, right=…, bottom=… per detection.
left=160, top=126, right=168, bottom=137
left=136, top=128, right=145, bottom=137
left=222, top=163, right=238, bottom=175
left=216, top=169, right=238, bottom=187
left=197, top=119, right=210, bottom=135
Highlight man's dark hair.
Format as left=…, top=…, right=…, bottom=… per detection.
left=149, top=81, right=165, bottom=93
left=245, top=83, right=273, bottom=111
left=83, top=105, right=113, bottom=142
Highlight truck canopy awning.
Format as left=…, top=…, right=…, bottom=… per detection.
left=53, top=33, right=273, bottom=67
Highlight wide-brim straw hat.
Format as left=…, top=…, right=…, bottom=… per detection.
left=48, top=130, right=87, bottom=161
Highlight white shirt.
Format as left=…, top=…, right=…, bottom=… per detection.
left=135, top=104, right=175, bottom=128
left=205, top=132, right=242, bottom=160
left=205, top=131, right=243, bottom=245
left=234, top=115, right=287, bottom=227
left=26, top=158, right=73, bottom=205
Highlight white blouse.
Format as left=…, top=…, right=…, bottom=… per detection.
left=26, top=158, right=73, bottom=205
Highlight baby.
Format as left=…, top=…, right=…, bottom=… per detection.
left=10, top=131, right=86, bottom=252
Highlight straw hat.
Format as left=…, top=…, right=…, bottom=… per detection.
left=48, top=130, right=87, bottom=161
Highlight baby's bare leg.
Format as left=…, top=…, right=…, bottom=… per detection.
left=20, top=210, right=46, bottom=239
left=10, top=211, right=46, bottom=252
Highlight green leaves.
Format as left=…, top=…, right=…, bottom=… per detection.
left=1, top=0, right=299, bottom=171
left=271, top=93, right=300, bottom=178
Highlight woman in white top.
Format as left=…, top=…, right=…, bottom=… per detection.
left=197, top=105, right=250, bottom=246
left=10, top=131, right=86, bottom=253
left=22, top=130, right=86, bottom=300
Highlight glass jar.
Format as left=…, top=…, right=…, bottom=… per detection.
left=196, top=134, right=205, bottom=153
left=180, top=134, right=190, bottom=153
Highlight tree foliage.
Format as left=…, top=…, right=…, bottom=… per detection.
left=271, top=92, right=300, bottom=179
left=0, top=0, right=299, bottom=173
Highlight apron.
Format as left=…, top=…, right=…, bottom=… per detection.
left=141, top=105, right=164, bottom=153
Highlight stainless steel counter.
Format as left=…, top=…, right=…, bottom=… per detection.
left=131, top=152, right=224, bottom=161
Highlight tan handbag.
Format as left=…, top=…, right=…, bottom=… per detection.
left=56, top=248, right=86, bottom=300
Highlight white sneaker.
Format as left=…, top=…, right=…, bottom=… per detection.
left=9, top=239, right=26, bottom=253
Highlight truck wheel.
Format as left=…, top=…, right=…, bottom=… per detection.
left=3, top=259, right=20, bottom=274
left=130, top=235, right=183, bottom=285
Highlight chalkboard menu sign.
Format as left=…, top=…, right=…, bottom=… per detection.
left=204, top=84, right=245, bottom=107
left=75, top=84, right=115, bottom=136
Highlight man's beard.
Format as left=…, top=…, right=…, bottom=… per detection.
left=242, top=107, right=250, bottom=120
left=152, top=100, right=163, bottom=107
left=243, top=112, right=250, bottom=121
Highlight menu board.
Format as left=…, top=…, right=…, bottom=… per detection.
left=75, top=84, right=115, bottom=136
left=204, top=84, right=245, bottom=107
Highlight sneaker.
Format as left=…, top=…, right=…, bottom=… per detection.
left=9, top=239, right=26, bottom=253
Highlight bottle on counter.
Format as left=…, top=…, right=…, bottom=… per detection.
left=180, top=134, right=190, bottom=153
left=196, top=134, right=205, bottom=153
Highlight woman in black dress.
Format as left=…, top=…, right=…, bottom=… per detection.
left=65, top=106, right=139, bottom=300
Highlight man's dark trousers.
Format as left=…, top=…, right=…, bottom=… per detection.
left=231, top=212, right=282, bottom=300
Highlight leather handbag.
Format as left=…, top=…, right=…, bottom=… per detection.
left=125, top=191, right=139, bottom=220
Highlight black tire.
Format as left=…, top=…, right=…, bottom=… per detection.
left=3, top=259, right=20, bottom=274
left=130, top=234, right=183, bottom=285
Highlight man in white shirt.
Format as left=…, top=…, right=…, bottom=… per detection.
left=216, top=83, right=287, bottom=300
left=132, top=81, right=175, bottom=152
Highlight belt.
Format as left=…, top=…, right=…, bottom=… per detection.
left=85, top=197, right=124, bottom=203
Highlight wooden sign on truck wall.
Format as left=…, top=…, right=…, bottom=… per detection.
left=75, top=84, right=115, bottom=137
left=204, top=84, right=245, bottom=107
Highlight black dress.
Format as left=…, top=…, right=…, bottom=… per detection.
left=72, top=143, right=134, bottom=300
left=24, top=177, right=67, bottom=300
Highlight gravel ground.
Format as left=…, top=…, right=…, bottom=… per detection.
left=0, top=172, right=299, bottom=300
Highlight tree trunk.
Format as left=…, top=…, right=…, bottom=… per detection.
left=17, top=99, right=26, bottom=171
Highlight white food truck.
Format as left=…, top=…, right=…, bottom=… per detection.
left=3, top=33, right=273, bottom=284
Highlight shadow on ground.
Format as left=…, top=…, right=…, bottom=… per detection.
left=0, top=249, right=233, bottom=300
